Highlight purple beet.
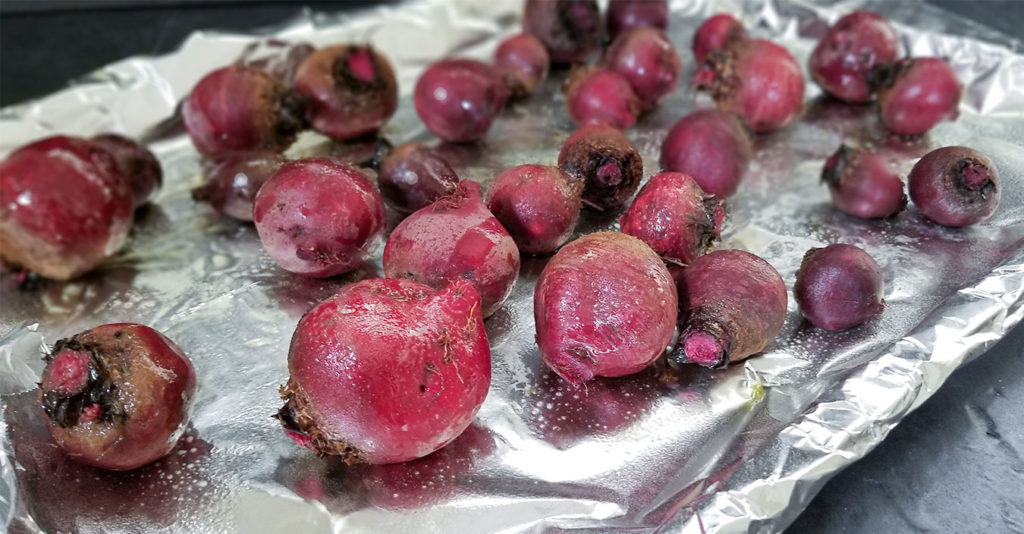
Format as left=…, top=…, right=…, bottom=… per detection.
left=557, top=124, right=643, bottom=212
left=493, top=33, right=550, bottom=98
left=485, top=164, right=582, bottom=255
left=659, top=109, right=753, bottom=198
left=376, top=143, right=460, bottom=214
left=873, top=58, right=961, bottom=136
left=603, top=28, right=682, bottom=110
left=795, top=244, right=884, bottom=331
left=809, top=11, right=900, bottom=103
left=908, top=146, right=999, bottom=227
left=192, top=150, right=286, bottom=222
left=821, top=144, right=906, bottom=219
left=522, top=0, right=602, bottom=65
left=606, top=0, right=668, bottom=40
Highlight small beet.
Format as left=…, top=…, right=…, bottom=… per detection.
left=607, top=0, right=668, bottom=40
left=659, top=109, right=753, bottom=198
left=821, top=144, right=906, bottom=219
left=564, top=67, right=642, bottom=130
left=557, top=124, right=643, bottom=212
left=873, top=58, right=961, bottom=136
left=39, top=323, right=196, bottom=470
left=277, top=277, right=491, bottom=464
left=485, top=164, right=582, bottom=255
left=692, top=13, right=747, bottom=64
left=908, top=146, right=999, bottom=227
left=493, top=33, right=550, bottom=98
left=192, top=150, right=286, bottom=222
left=809, top=11, right=900, bottom=103
left=534, top=232, right=677, bottom=384
left=795, top=244, right=884, bottom=331
left=377, top=143, right=460, bottom=214
left=604, top=28, right=682, bottom=110
left=90, top=134, right=162, bottom=208
left=670, top=249, right=787, bottom=368
left=620, top=172, right=725, bottom=265
left=293, top=45, right=399, bottom=140
left=522, top=0, right=602, bottom=64
left=253, top=157, right=386, bottom=277
left=414, top=59, right=510, bottom=143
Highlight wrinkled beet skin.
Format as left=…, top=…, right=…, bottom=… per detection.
left=253, top=157, right=386, bottom=277
left=557, top=124, right=643, bottom=211
left=414, top=59, right=510, bottom=143
left=377, top=143, right=461, bottom=214
left=383, top=181, right=520, bottom=318
left=0, top=136, right=134, bottom=280
left=493, top=33, right=550, bottom=98
left=192, top=150, right=286, bottom=221
left=607, top=0, right=668, bottom=40
left=39, top=323, right=196, bottom=470
left=534, top=232, right=678, bottom=383
left=522, top=0, right=602, bottom=64
left=659, top=109, right=753, bottom=198
left=809, top=11, right=900, bottom=103
left=278, top=278, right=491, bottom=464
left=604, top=28, right=682, bottom=109
left=692, top=13, right=747, bottom=64
left=564, top=67, right=642, bottom=130
left=485, top=164, right=582, bottom=255
left=795, top=244, right=884, bottom=331
left=908, top=146, right=1000, bottom=227
left=822, top=145, right=907, bottom=219
left=90, top=134, right=163, bottom=208
left=293, top=45, right=399, bottom=140
left=875, top=58, right=961, bottom=136
left=620, top=172, right=725, bottom=265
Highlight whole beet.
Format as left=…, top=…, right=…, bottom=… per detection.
left=557, top=124, right=643, bottom=212
left=670, top=249, right=787, bottom=368
left=809, top=11, right=900, bottom=103
left=659, top=109, right=753, bottom=198
left=90, top=133, right=162, bottom=208
left=692, top=13, right=747, bottom=64
left=620, top=172, right=725, bottom=266
left=522, top=0, right=602, bottom=64
left=414, top=59, right=510, bottom=143
left=39, top=323, right=196, bottom=470
left=535, top=232, right=677, bottom=384
left=908, top=146, right=999, bottom=227
left=192, top=150, right=286, bottom=221
left=873, top=58, right=961, bottom=136
left=607, top=0, right=668, bottom=40
left=485, top=164, right=582, bottom=255
left=277, top=278, right=491, bottom=464
left=376, top=143, right=460, bottom=214
left=493, top=33, right=550, bottom=98
left=795, top=244, right=884, bottom=331
left=604, top=28, right=682, bottom=110
left=564, top=67, right=642, bottom=130
left=383, top=181, right=520, bottom=318
left=821, top=144, right=906, bottom=219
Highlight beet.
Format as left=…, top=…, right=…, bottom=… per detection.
left=821, top=144, right=906, bottom=219
left=795, top=244, right=884, bottom=331
left=873, top=57, right=961, bottom=136
left=485, top=164, right=582, bottom=255
left=604, top=28, right=682, bottom=110
left=493, top=33, right=550, bottom=98
left=692, top=13, right=747, bottom=64
left=414, top=59, right=510, bottom=143
left=90, top=133, right=162, bottom=208
left=659, top=109, right=753, bottom=198
left=564, top=66, right=642, bottom=130
left=192, top=150, right=286, bottom=221
left=557, top=124, right=643, bottom=212
left=522, top=0, right=602, bottom=64
left=908, top=146, right=999, bottom=227
left=809, top=11, right=900, bottom=103
left=607, top=0, right=668, bottom=40
left=376, top=143, right=460, bottom=214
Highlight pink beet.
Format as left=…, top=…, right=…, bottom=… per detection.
left=659, top=109, right=753, bottom=198
left=90, top=133, right=162, bottom=208
left=383, top=181, right=520, bottom=318
left=564, top=67, right=642, bottom=130
left=277, top=278, right=491, bottom=464
left=620, top=172, right=725, bottom=265
left=604, top=28, right=682, bottom=110
left=414, top=59, right=510, bottom=143
left=821, top=144, right=906, bottom=219
left=908, top=146, right=999, bottom=227
left=809, top=11, right=900, bottom=103
left=192, top=150, right=286, bottom=221
left=376, top=143, right=461, bottom=214
left=493, top=33, right=550, bottom=98
left=795, top=244, right=884, bottom=331
left=692, top=13, right=747, bottom=64
left=607, top=0, right=668, bottom=40
left=534, top=232, right=677, bottom=384
left=522, top=0, right=602, bottom=64
left=485, top=164, right=582, bottom=255
left=873, top=57, right=961, bottom=136
left=557, top=124, right=643, bottom=212
left=253, top=157, right=386, bottom=277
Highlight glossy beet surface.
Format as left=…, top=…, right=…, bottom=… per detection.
left=692, top=13, right=747, bottom=64
left=557, top=124, right=643, bottom=212
left=564, top=67, right=641, bottom=130
left=377, top=143, right=460, bottom=214
left=908, top=146, right=999, bottom=227
left=90, top=133, right=162, bottom=208
left=493, top=33, right=550, bottom=98
left=821, top=144, right=906, bottom=219
left=659, top=109, right=753, bottom=198
left=809, top=11, right=900, bottom=103
left=485, top=164, right=582, bottom=255
left=874, top=57, right=962, bottom=135
left=192, top=150, right=286, bottom=221
left=795, top=244, right=885, bottom=331
left=607, top=0, right=668, bottom=40
left=604, top=28, right=682, bottom=109
left=522, top=0, right=602, bottom=64
left=414, top=59, right=509, bottom=143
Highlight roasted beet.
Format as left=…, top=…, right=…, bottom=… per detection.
left=534, top=232, right=677, bottom=384
left=39, top=323, right=196, bottom=470
left=659, top=109, right=753, bottom=198
left=192, top=150, right=286, bottom=221
left=376, top=143, right=460, bottom=214
left=619, top=172, right=725, bottom=265
left=90, top=134, right=162, bottom=208
left=485, top=164, right=582, bottom=255
left=522, top=0, right=602, bottom=64
left=383, top=181, right=520, bottom=318
left=809, top=11, right=900, bottom=103
left=253, top=157, right=386, bottom=277
left=670, top=250, right=787, bottom=368
left=564, top=67, right=642, bottom=130
left=821, top=144, right=906, bottom=219
left=795, top=244, right=884, bottom=331
left=604, top=28, right=682, bottom=109
left=908, top=146, right=999, bottom=227
left=293, top=45, right=399, bottom=140
left=557, top=124, right=643, bottom=212
left=414, top=59, right=510, bottom=143
left=695, top=38, right=805, bottom=133
left=0, top=136, right=134, bottom=280
left=607, top=0, right=668, bottom=40
left=277, top=277, right=491, bottom=464
left=873, top=57, right=961, bottom=136
left=493, top=33, right=550, bottom=98
left=692, top=13, right=747, bottom=64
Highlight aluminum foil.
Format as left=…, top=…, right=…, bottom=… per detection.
left=2, top=0, right=1023, bottom=532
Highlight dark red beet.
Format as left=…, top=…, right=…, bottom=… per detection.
left=695, top=38, right=805, bottom=133
left=182, top=65, right=304, bottom=157
left=39, top=323, right=196, bottom=470
left=557, top=124, right=643, bottom=212
left=90, top=134, right=162, bottom=208
left=873, top=57, right=961, bottom=136
left=809, top=11, right=900, bottom=103
left=659, top=109, right=753, bottom=198
left=534, top=232, right=677, bottom=384
left=485, top=164, right=582, bottom=255
left=564, top=67, right=642, bottom=130
left=821, top=144, right=906, bottom=219
left=253, top=157, right=386, bottom=277
left=383, top=181, right=520, bottom=318
left=607, top=0, right=668, bottom=40
left=277, top=277, right=491, bottom=464
left=414, top=59, right=510, bottom=143
left=377, top=143, right=460, bottom=214
left=604, top=28, right=682, bottom=109
left=192, top=150, right=286, bottom=221
left=0, top=136, right=134, bottom=280
left=908, top=146, right=999, bottom=227
left=795, top=244, right=884, bottom=331
left=620, top=172, right=725, bottom=265
left=293, top=45, right=398, bottom=140
left=522, top=0, right=602, bottom=64
left=692, top=13, right=747, bottom=64
left=669, top=250, right=787, bottom=368
left=493, top=33, right=550, bottom=98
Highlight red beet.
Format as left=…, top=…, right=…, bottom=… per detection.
left=0, top=136, right=134, bottom=280
left=182, top=65, right=304, bottom=157
left=293, top=45, right=398, bottom=140
left=522, top=0, right=602, bottom=64
left=873, top=57, right=961, bottom=136
left=692, top=13, right=747, bottom=64
left=277, top=277, right=491, bottom=464
left=383, top=181, right=520, bottom=318
left=908, top=146, right=999, bottom=227
left=795, top=244, right=884, bottom=331
left=557, top=124, right=643, bottom=212
left=695, top=38, right=805, bottom=133
left=414, top=59, right=510, bottom=143
left=485, top=164, right=582, bottom=255
left=620, top=172, right=725, bottom=265
left=809, top=11, right=900, bottom=103
left=564, top=67, right=642, bottom=130
left=604, top=28, right=682, bottom=110
left=534, top=232, right=677, bottom=384
left=821, top=144, right=906, bottom=219
left=659, top=109, right=753, bottom=198
left=493, top=33, right=550, bottom=98
left=376, top=143, right=460, bottom=214
left=39, top=323, right=196, bottom=470
left=192, top=150, right=286, bottom=221
left=253, top=157, right=386, bottom=277
left=90, top=134, right=162, bottom=208
left=607, top=0, right=669, bottom=40
left=670, top=249, right=787, bottom=368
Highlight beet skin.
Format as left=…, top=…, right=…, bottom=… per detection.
left=908, top=146, right=999, bottom=227
left=795, top=244, right=884, bottom=331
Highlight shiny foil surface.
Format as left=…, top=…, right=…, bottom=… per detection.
left=2, top=0, right=1023, bottom=532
